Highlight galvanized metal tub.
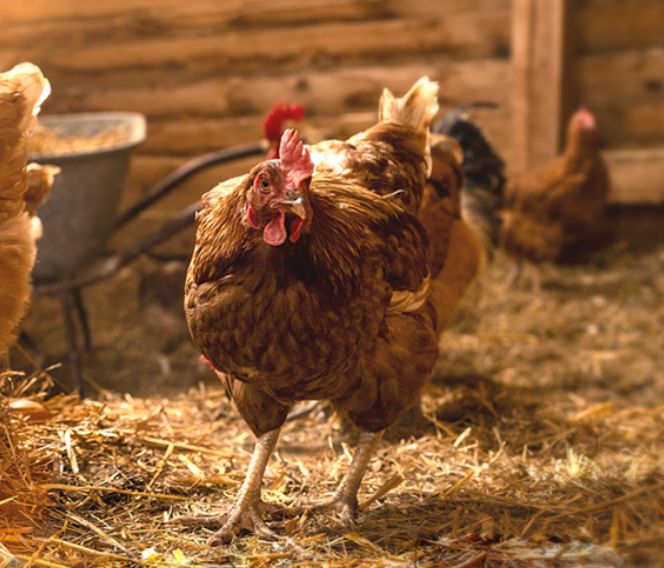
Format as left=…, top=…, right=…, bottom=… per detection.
left=29, top=112, right=146, bottom=282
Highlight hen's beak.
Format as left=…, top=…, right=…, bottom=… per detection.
left=281, top=193, right=309, bottom=220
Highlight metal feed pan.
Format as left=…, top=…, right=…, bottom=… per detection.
left=29, top=112, right=146, bottom=281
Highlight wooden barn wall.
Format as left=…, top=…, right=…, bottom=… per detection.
left=572, top=0, right=664, bottom=150
left=0, top=0, right=513, bottom=248
left=0, top=0, right=662, bottom=245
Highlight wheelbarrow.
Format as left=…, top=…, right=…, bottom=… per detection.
left=29, top=112, right=268, bottom=395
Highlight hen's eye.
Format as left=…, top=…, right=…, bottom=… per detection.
left=257, top=176, right=270, bottom=193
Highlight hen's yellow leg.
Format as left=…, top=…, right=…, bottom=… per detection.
left=304, top=430, right=384, bottom=526
left=179, top=428, right=281, bottom=544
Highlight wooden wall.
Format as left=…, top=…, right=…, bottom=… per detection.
left=573, top=0, right=664, bottom=150
left=571, top=0, right=664, bottom=204
left=1, top=0, right=662, bottom=245
left=0, top=0, right=513, bottom=247
left=511, top=0, right=664, bottom=203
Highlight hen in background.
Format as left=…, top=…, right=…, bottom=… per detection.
left=0, top=63, right=55, bottom=358
left=424, top=104, right=505, bottom=329
left=377, top=104, right=504, bottom=437
left=263, top=103, right=305, bottom=159
left=434, top=103, right=505, bottom=258
left=501, top=108, right=610, bottom=280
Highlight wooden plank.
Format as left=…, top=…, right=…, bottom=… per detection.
left=511, top=0, right=572, bottom=170
left=574, top=48, right=664, bottom=107
left=0, top=0, right=392, bottom=48
left=573, top=48, right=664, bottom=147
left=41, top=59, right=511, bottom=120
left=593, top=102, right=664, bottom=148
left=136, top=105, right=510, bottom=158
left=1, top=14, right=511, bottom=86
left=606, top=148, right=664, bottom=203
left=38, top=59, right=511, bottom=159
left=389, top=0, right=511, bottom=17
left=575, top=0, right=664, bottom=54
left=0, top=0, right=509, bottom=26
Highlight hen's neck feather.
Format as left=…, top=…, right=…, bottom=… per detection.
left=191, top=175, right=406, bottom=299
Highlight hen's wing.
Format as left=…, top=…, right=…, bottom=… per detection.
left=309, top=77, right=439, bottom=214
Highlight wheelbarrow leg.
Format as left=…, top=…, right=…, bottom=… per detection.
left=18, top=330, right=46, bottom=367
left=72, top=288, right=93, bottom=351
left=61, top=291, right=85, bottom=396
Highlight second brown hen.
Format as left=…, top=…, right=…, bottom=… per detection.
left=422, top=106, right=505, bottom=331
left=501, top=108, right=610, bottom=267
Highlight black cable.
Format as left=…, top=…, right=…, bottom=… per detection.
left=114, top=141, right=267, bottom=229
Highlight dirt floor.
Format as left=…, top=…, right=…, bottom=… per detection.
left=3, top=239, right=664, bottom=566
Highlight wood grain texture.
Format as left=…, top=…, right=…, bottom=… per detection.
left=511, top=0, right=572, bottom=170
left=4, top=0, right=662, bottom=213
left=0, top=0, right=510, bottom=25
left=1, top=0, right=516, bottom=215
left=606, top=148, right=664, bottom=204
left=575, top=0, right=664, bottom=54
left=569, top=0, right=664, bottom=150
left=41, top=61, right=511, bottom=120
left=574, top=48, right=664, bottom=147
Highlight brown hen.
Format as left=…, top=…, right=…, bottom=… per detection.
left=423, top=105, right=505, bottom=329
left=0, top=63, right=54, bottom=358
left=184, top=78, right=470, bottom=542
left=502, top=108, right=610, bottom=268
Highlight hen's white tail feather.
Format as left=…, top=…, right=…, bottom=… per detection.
left=379, top=77, right=439, bottom=131
left=378, top=76, right=439, bottom=175
left=1, top=62, right=51, bottom=131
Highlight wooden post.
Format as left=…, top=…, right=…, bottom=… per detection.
left=512, top=0, right=572, bottom=171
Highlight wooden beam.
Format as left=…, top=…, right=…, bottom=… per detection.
left=0, top=13, right=511, bottom=85
left=574, top=48, right=664, bottom=148
left=512, top=0, right=572, bottom=171
left=605, top=148, right=664, bottom=204
left=575, top=0, right=664, bottom=55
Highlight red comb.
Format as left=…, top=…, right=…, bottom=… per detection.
left=263, top=103, right=305, bottom=143
left=280, top=128, right=313, bottom=187
left=572, top=107, right=596, bottom=131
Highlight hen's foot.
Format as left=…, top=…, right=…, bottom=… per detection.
left=176, top=500, right=288, bottom=544
left=294, top=495, right=359, bottom=528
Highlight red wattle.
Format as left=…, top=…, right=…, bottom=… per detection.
left=263, top=211, right=287, bottom=246
left=289, top=217, right=305, bottom=243
left=245, top=202, right=261, bottom=229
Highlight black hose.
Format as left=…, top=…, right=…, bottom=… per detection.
left=114, top=140, right=267, bottom=230
left=36, top=201, right=201, bottom=295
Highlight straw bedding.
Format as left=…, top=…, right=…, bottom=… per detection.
left=2, top=242, right=663, bottom=566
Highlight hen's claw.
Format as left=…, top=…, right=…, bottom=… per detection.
left=208, top=500, right=277, bottom=545
left=175, top=500, right=289, bottom=543
left=176, top=428, right=284, bottom=544
left=292, top=495, right=359, bottom=528
left=290, top=431, right=383, bottom=529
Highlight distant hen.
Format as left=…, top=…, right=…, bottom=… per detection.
left=502, top=108, right=610, bottom=265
